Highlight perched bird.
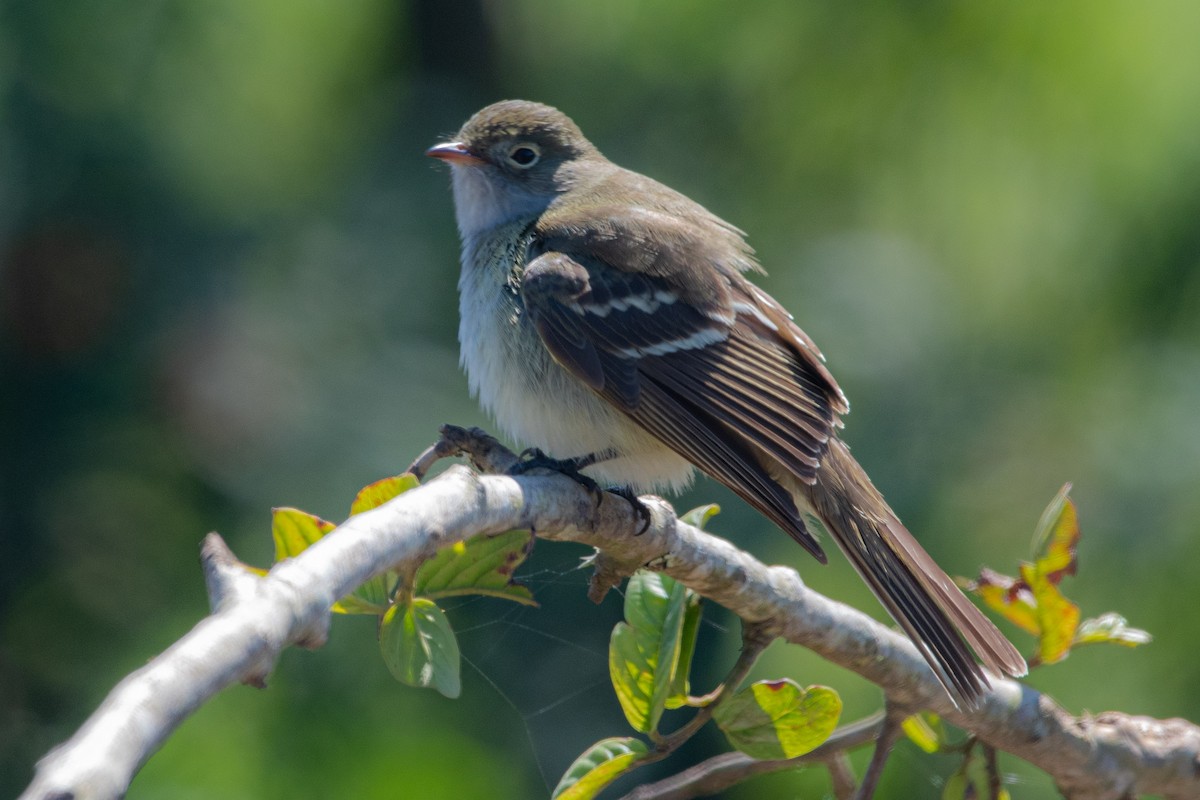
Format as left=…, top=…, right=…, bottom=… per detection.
left=427, top=99, right=1026, bottom=707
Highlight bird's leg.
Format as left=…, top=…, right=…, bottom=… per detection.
left=508, top=449, right=650, bottom=532
left=508, top=448, right=604, bottom=502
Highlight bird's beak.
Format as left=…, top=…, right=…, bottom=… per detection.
left=425, top=141, right=486, bottom=166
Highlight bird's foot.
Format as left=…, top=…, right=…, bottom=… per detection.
left=509, top=448, right=603, bottom=504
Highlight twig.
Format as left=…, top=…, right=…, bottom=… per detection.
left=619, top=712, right=884, bottom=800
left=827, top=752, right=858, bottom=800
left=983, top=742, right=1002, bottom=798
left=853, top=702, right=908, bottom=800
left=650, top=622, right=773, bottom=752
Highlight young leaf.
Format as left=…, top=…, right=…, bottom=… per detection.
left=413, top=530, right=536, bottom=606
left=350, top=473, right=420, bottom=516
left=1020, top=561, right=1080, bottom=665
left=379, top=597, right=461, bottom=698
left=1031, top=483, right=1079, bottom=584
left=902, top=711, right=944, bottom=754
left=608, top=571, right=694, bottom=733
left=680, top=503, right=720, bottom=529
left=1075, top=612, right=1152, bottom=648
left=713, top=679, right=841, bottom=760
left=551, top=737, right=649, bottom=800
left=964, top=486, right=1149, bottom=666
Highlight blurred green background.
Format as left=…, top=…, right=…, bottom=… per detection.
left=3, top=2, right=1199, bottom=797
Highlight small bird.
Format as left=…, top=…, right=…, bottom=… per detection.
left=427, top=100, right=1026, bottom=707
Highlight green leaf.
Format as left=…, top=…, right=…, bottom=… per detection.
left=902, top=712, right=944, bottom=754
left=350, top=473, right=420, bottom=516
left=379, top=597, right=461, bottom=698
left=413, top=530, right=537, bottom=606
left=271, top=506, right=390, bottom=615
left=608, top=571, right=694, bottom=733
left=713, top=679, right=841, bottom=760
left=331, top=587, right=390, bottom=616
left=333, top=474, right=422, bottom=612
left=1075, top=612, right=1152, bottom=648
left=680, top=503, right=720, bottom=529
left=665, top=594, right=703, bottom=709
left=942, top=766, right=969, bottom=800
left=272, top=507, right=335, bottom=561
left=551, top=737, right=648, bottom=800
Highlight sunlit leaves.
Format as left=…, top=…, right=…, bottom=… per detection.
left=264, top=472, right=538, bottom=693
left=379, top=598, right=461, bottom=698
left=902, top=711, right=945, bottom=754
left=679, top=503, right=721, bottom=530
left=271, top=506, right=386, bottom=614
left=551, top=738, right=649, bottom=800
left=609, top=571, right=697, bottom=733
left=269, top=473, right=422, bottom=615
left=272, top=507, right=336, bottom=562
left=713, top=679, right=841, bottom=760
left=1019, top=560, right=1080, bottom=665
left=350, top=473, right=421, bottom=516
left=1075, top=612, right=1151, bottom=648
left=414, top=529, right=536, bottom=606
left=962, top=483, right=1150, bottom=666
left=553, top=572, right=700, bottom=798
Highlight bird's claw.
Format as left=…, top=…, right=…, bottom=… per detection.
left=508, top=449, right=603, bottom=503
left=607, top=486, right=652, bottom=534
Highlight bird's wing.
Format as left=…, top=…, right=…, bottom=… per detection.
left=520, top=211, right=847, bottom=562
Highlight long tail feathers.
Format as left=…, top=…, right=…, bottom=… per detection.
left=807, top=441, right=1027, bottom=708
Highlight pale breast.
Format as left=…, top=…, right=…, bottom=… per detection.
left=456, top=220, right=695, bottom=493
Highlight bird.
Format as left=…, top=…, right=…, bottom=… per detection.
left=426, top=99, right=1026, bottom=708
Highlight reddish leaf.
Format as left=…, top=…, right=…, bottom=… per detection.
left=962, top=568, right=1039, bottom=636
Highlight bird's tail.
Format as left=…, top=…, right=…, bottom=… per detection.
left=805, top=439, right=1027, bottom=708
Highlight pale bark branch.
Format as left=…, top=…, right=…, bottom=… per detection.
left=19, top=427, right=1200, bottom=800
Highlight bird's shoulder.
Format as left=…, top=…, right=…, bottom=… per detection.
left=532, top=166, right=760, bottom=308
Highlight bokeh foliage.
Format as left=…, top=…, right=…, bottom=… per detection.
left=2, top=2, right=1199, bottom=797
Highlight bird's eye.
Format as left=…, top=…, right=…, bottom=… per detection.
left=507, top=144, right=540, bottom=168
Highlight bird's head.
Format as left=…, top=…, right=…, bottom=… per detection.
left=427, top=100, right=604, bottom=237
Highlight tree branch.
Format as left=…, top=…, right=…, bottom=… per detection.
left=19, top=427, right=1200, bottom=800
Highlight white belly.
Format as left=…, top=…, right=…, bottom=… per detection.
left=456, top=221, right=695, bottom=494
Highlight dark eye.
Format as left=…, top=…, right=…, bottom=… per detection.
left=507, top=144, right=540, bottom=168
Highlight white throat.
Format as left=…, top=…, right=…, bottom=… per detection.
left=449, top=166, right=551, bottom=240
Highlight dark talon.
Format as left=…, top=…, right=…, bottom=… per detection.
left=609, top=486, right=652, bottom=534
left=508, top=449, right=602, bottom=501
